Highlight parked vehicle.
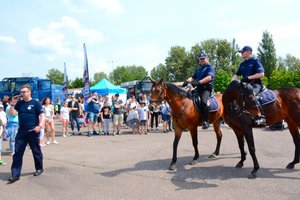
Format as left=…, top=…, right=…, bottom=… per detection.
left=120, top=77, right=152, bottom=98
left=0, top=77, right=62, bottom=102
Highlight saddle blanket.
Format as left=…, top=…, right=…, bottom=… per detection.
left=257, top=90, right=276, bottom=106
left=208, top=96, right=220, bottom=112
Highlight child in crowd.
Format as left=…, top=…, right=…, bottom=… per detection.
left=138, top=101, right=149, bottom=134
left=60, top=101, right=70, bottom=137
left=100, top=101, right=111, bottom=135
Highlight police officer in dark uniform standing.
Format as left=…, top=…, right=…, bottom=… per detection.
left=183, top=53, right=215, bottom=129
left=8, top=85, right=45, bottom=183
left=232, top=45, right=266, bottom=125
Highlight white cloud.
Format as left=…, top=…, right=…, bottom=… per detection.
left=64, top=0, right=125, bottom=16
left=28, top=16, right=105, bottom=61
left=234, top=21, right=300, bottom=56
left=114, top=44, right=166, bottom=73
left=0, top=35, right=16, bottom=44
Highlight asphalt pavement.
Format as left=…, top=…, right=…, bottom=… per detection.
left=0, top=119, right=299, bottom=200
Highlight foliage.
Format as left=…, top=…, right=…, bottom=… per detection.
left=109, top=65, right=148, bottom=85
left=257, top=31, right=277, bottom=79
left=70, top=77, right=83, bottom=88
left=92, top=72, right=107, bottom=86
left=150, top=63, right=168, bottom=80
left=284, top=54, right=300, bottom=71
left=268, top=69, right=300, bottom=89
left=213, top=69, right=231, bottom=93
left=46, top=68, right=64, bottom=85
left=164, top=46, right=190, bottom=82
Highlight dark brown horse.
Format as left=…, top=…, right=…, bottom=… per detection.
left=222, top=80, right=300, bottom=178
left=150, top=78, right=224, bottom=170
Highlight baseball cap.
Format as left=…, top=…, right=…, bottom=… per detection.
left=115, top=93, right=119, bottom=97
left=198, top=53, right=208, bottom=59
left=238, top=46, right=252, bottom=53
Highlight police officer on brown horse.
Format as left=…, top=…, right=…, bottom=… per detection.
left=232, top=45, right=266, bottom=126
left=183, top=53, right=215, bottom=129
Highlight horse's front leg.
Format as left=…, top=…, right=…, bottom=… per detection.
left=244, top=128, right=260, bottom=179
left=189, top=127, right=199, bottom=165
left=234, top=130, right=246, bottom=168
left=169, top=129, right=182, bottom=170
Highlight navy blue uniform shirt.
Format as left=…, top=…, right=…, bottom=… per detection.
left=192, top=63, right=215, bottom=84
left=14, top=99, right=43, bottom=130
left=236, top=57, right=264, bottom=78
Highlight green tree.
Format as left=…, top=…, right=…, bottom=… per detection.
left=257, top=31, right=277, bottom=79
left=214, top=69, right=231, bottom=93
left=93, top=72, right=107, bottom=84
left=70, top=77, right=83, bottom=88
left=285, top=54, right=300, bottom=71
left=165, top=46, right=190, bottom=82
left=110, top=65, right=148, bottom=85
left=46, top=68, right=64, bottom=85
left=268, top=69, right=300, bottom=89
left=150, top=63, right=167, bottom=80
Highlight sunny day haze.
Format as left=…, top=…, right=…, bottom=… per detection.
left=0, top=0, right=299, bottom=80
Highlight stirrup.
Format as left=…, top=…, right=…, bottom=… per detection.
left=255, top=116, right=266, bottom=126
left=202, top=121, right=210, bottom=129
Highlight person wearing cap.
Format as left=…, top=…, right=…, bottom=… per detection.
left=232, top=45, right=266, bottom=126
left=87, top=91, right=101, bottom=136
left=183, top=53, right=215, bottom=129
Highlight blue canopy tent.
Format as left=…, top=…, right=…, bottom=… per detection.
left=90, top=78, right=126, bottom=96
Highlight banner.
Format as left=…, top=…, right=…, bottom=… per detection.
left=62, top=62, right=68, bottom=101
left=83, top=43, right=90, bottom=98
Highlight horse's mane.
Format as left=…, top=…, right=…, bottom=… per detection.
left=223, top=80, right=241, bottom=94
left=165, top=82, right=192, bottom=99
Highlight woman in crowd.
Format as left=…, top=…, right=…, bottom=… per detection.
left=42, top=97, right=58, bottom=144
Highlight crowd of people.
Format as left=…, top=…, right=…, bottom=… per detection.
left=0, top=90, right=173, bottom=166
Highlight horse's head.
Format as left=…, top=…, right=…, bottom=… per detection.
left=149, top=77, right=166, bottom=103
left=239, top=82, right=258, bottom=109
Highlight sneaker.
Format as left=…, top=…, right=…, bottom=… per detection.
left=93, top=130, right=99, bottom=135
left=39, top=144, right=46, bottom=147
left=63, top=134, right=67, bottom=137
left=46, top=141, right=50, bottom=145
left=112, top=132, right=116, bottom=136
left=10, top=152, right=15, bottom=156
left=67, top=133, right=71, bottom=136
left=0, top=160, right=6, bottom=165
left=117, top=131, right=121, bottom=135
left=86, top=132, right=91, bottom=137
left=72, top=132, right=75, bottom=136
left=202, top=121, right=210, bottom=129
left=78, top=132, right=82, bottom=135
left=52, top=140, right=59, bottom=144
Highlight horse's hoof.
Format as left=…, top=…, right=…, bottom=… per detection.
left=189, top=160, right=197, bottom=165
left=286, top=163, right=295, bottom=169
left=169, top=164, right=176, bottom=170
left=235, top=163, right=244, bottom=168
left=247, top=173, right=257, bottom=179
left=208, top=153, right=218, bottom=159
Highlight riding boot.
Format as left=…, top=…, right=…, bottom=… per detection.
left=201, top=106, right=210, bottom=129
left=254, top=98, right=266, bottom=126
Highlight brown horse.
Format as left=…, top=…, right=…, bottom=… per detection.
left=222, top=80, right=300, bottom=178
left=150, top=78, right=224, bottom=170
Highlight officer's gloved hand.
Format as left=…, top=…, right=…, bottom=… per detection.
left=241, top=77, right=250, bottom=83
left=192, top=82, right=201, bottom=88
left=182, top=81, right=189, bottom=87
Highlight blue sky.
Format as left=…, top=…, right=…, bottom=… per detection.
left=0, top=0, right=299, bottom=80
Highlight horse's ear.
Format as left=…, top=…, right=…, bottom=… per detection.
left=159, top=78, right=164, bottom=84
left=149, top=76, right=156, bottom=83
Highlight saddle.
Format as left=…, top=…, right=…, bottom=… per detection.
left=256, top=88, right=277, bottom=106
left=191, top=90, right=220, bottom=113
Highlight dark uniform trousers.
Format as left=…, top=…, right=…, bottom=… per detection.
left=11, top=129, right=43, bottom=177
left=197, top=88, right=212, bottom=122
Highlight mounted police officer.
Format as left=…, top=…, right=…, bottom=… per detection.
left=232, top=45, right=266, bottom=125
left=183, top=53, right=215, bottom=129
